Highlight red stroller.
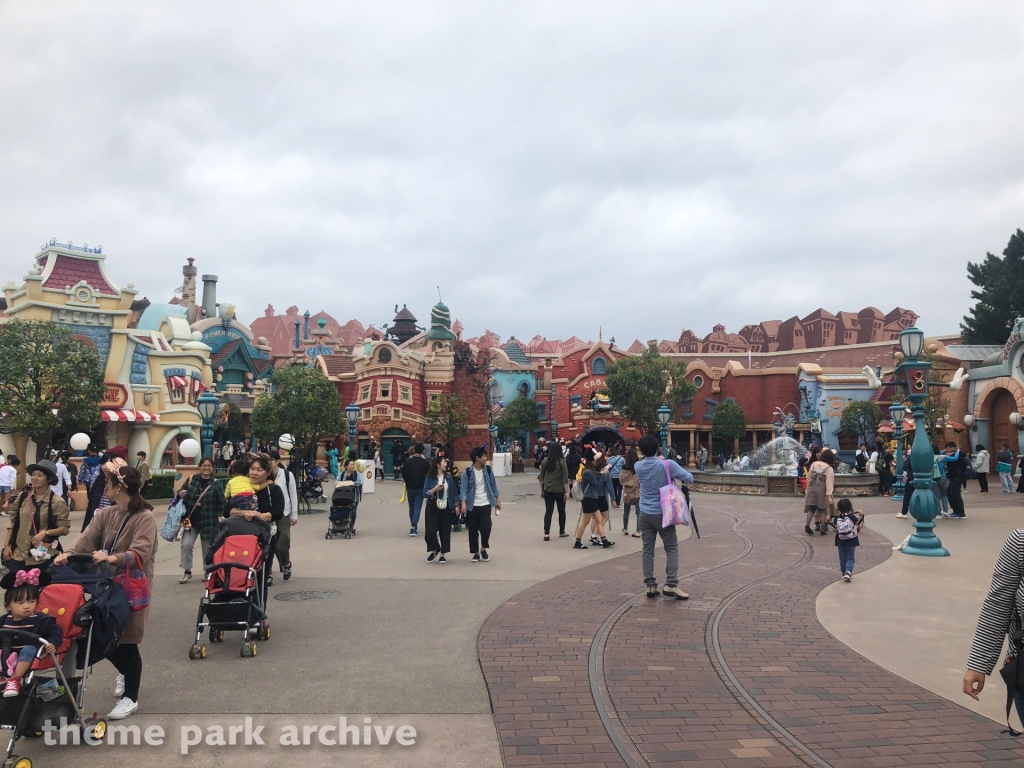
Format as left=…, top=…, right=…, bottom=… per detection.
left=191, top=517, right=273, bottom=659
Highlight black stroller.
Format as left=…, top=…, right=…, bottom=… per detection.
left=301, top=467, right=330, bottom=505
left=0, top=556, right=131, bottom=767
left=327, top=482, right=358, bottom=539
left=191, top=517, right=273, bottom=659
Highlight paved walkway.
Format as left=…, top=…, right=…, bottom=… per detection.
left=479, top=496, right=1024, bottom=767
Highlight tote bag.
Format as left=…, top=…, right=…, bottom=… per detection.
left=659, top=460, right=691, bottom=528
left=115, top=551, right=150, bottom=613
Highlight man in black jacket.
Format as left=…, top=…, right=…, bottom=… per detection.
left=402, top=444, right=430, bottom=537
left=944, top=441, right=967, bottom=519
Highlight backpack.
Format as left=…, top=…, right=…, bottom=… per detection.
left=836, top=515, right=858, bottom=540
left=874, top=454, right=886, bottom=473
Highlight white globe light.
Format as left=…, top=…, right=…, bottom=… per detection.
left=69, top=433, right=91, bottom=452
left=179, top=438, right=201, bottom=459
left=279, top=434, right=295, bottom=450
left=962, top=414, right=975, bottom=428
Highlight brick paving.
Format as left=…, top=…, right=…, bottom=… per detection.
left=478, top=497, right=1024, bottom=767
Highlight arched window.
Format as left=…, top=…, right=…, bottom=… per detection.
left=518, top=381, right=530, bottom=398
left=592, top=356, right=607, bottom=375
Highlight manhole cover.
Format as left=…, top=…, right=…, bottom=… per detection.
left=274, top=590, right=340, bottom=602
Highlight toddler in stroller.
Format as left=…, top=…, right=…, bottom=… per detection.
left=0, top=560, right=127, bottom=766
left=192, top=516, right=273, bottom=659
left=301, top=466, right=330, bottom=505
left=327, top=481, right=358, bottom=539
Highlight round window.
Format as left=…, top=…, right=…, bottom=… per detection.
left=378, top=348, right=392, bottom=364
left=692, top=375, right=704, bottom=389
left=75, top=287, right=91, bottom=303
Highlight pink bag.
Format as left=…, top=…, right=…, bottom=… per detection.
left=114, top=550, right=150, bottom=613
left=659, top=460, right=691, bottom=528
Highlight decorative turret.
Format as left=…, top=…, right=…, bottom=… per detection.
left=387, top=304, right=421, bottom=345
left=425, top=301, right=456, bottom=343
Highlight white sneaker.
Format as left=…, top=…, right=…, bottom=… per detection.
left=108, top=696, right=138, bottom=720
left=895, top=513, right=907, bottom=519
left=114, top=674, right=125, bottom=698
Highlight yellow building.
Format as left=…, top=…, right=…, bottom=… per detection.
left=1, top=241, right=212, bottom=467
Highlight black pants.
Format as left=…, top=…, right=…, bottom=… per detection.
left=262, top=535, right=278, bottom=606
left=424, top=501, right=452, bottom=554
left=901, top=486, right=914, bottom=516
left=947, top=479, right=965, bottom=516
left=978, top=473, right=989, bottom=492
left=543, top=492, right=566, bottom=535
left=879, top=470, right=891, bottom=495
left=107, top=643, right=142, bottom=702
left=611, top=478, right=622, bottom=505
left=467, top=505, right=492, bottom=553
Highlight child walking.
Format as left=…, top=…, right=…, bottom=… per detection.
left=829, top=498, right=865, bottom=582
left=0, top=568, right=62, bottom=697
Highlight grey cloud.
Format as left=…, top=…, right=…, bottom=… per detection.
left=1, top=1, right=1022, bottom=342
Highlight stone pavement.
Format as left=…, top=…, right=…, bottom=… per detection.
left=479, top=494, right=1024, bottom=768
left=4, top=476, right=1022, bottom=767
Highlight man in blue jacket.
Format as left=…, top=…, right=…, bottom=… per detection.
left=635, top=435, right=692, bottom=600
left=459, top=447, right=502, bottom=563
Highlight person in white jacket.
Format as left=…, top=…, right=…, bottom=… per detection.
left=972, top=444, right=990, bottom=494
left=270, top=450, right=299, bottom=583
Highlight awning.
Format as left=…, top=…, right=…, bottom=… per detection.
left=168, top=376, right=188, bottom=390
left=192, top=378, right=207, bottom=394
left=101, top=409, right=159, bottom=423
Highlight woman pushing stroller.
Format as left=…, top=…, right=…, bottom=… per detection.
left=227, top=455, right=284, bottom=597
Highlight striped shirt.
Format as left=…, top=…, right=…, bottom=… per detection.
left=967, top=528, right=1024, bottom=674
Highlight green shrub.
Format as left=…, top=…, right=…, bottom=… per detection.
left=144, top=474, right=177, bottom=500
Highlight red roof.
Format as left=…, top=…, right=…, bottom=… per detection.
left=322, top=355, right=355, bottom=376
left=43, top=255, right=117, bottom=295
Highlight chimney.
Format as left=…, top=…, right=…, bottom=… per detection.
left=201, top=274, right=218, bottom=318
left=181, top=258, right=198, bottom=320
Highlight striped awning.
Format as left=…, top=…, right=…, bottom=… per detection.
left=192, top=378, right=207, bottom=394
left=101, top=409, right=159, bottom=423
left=168, top=376, right=188, bottom=389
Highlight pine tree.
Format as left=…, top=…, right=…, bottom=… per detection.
left=961, top=229, right=1024, bottom=344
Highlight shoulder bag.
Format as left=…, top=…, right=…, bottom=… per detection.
left=660, top=460, right=691, bottom=528
left=115, top=550, right=150, bottom=613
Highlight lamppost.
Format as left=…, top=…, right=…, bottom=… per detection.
left=657, top=405, right=671, bottom=458
left=345, top=402, right=359, bottom=459
left=889, top=401, right=907, bottom=501
left=196, top=392, right=220, bottom=459
left=551, top=420, right=559, bottom=441
left=895, top=327, right=949, bottom=557
left=489, top=424, right=499, bottom=454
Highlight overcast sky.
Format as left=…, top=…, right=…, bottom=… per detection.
left=1, top=2, right=1022, bottom=343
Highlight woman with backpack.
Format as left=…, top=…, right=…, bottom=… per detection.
left=2, top=460, right=71, bottom=571
left=803, top=448, right=836, bottom=536
left=619, top=447, right=641, bottom=537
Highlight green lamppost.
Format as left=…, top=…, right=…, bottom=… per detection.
left=345, top=402, right=360, bottom=458
left=889, top=401, right=907, bottom=501
left=657, top=405, right=672, bottom=457
left=896, top=327, right=949, bottom=557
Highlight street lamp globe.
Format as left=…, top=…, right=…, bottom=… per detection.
left=196, top=391, right=219, bottom=422
left=179, top=438, right=201, bottom=460
left=657, top=405, right=672, bottom=426
left=889, top=401, right=906, bottom=425
left=69, top=433, right=91, bottom=453
left=278, top=434, right=295, bottom=451
left=898, top=326, right=925, bottom=361
left=962, top=414, right=975, bottom=428
left=1010, top=412, right=1023, bottom=428
left=345, top=402, right=360, bottom=426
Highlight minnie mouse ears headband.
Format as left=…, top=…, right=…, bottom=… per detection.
left=0, top=568, right=52, bottom=591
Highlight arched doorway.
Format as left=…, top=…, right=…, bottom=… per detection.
left=381, top=428, right=411, bottom=475
left=580, top=427, right=625, bottom=448
left=990, top=388, right=1017, bottom=459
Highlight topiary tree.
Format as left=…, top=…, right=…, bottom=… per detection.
left=839, top=400, right=882, bottom=446
left=604, top=348, right=698, bottom=435
left=250, top=364, right=344, bottom=469
left=711, top=401, right=746, bottom=442
left=0, top=319, right=105, bottom=459
left=426, top=393, right=469, bottom=460
left=495, top=396, right=540, bottom=442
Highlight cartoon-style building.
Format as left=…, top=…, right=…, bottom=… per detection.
left=0, top=241, right=211, bottom=466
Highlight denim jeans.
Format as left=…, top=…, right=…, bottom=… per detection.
left=622, top=504, right=635, bottom=532
left=1001, top=471, right=1015, bottom=493
left=407, top=491, right=425, bottom=529
left=932, top=478, right=949, bottom=513
left=640, top=514, right=678, bottom=588
left=837, top=544, right=856, bottom=575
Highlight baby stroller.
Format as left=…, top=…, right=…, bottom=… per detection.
left=191, top=517, right=272, bottom=659
left=301, top=467, right=330, bottom=504
left=327, top=482, right=358, bottom=540
left=0, top=556, right=131, bottom=767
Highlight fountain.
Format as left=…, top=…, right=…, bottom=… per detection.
left=690, top=406, right=878, bottom=497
